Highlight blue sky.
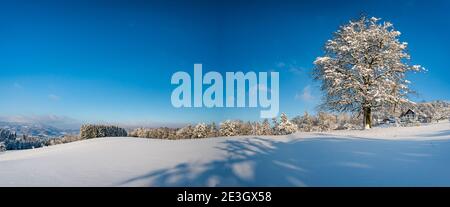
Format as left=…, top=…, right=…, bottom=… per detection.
left=0, top=0, right=449, bottom=128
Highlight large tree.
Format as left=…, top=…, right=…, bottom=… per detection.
left=313, top=16, right=424, bottom=129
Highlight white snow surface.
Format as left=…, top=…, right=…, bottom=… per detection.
left=1, top=121, right=450, bottom=187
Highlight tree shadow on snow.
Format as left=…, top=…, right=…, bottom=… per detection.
left=117, top=136, right=450, bottom=187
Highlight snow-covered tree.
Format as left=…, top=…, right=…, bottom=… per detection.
left=317, top=112, right=337, bottom=131
left=409, top=100, right=450, bottom=123
left=176, top=125, right=194, bottom=139
left=276, top=113, right=298, bottom=135
left=0, top=142, right=5, bottom=152
left=208, top=122, right=219, bottom=137
left=292, top=112, right=316, bottom=132
left=0, top=129, right=16, bottom=141
left=219, top=120, right=238, bottom=137
left=271, top=117, right=279, bottom=135
left=193, top=123, right=208, bottom=138
left=251, top=122, right=262, bottom=135
left=261, top=119, right=272, bottom=135
left=313, top=16, right=424, bottom=129
left=239, top=121, right=253, bottom=135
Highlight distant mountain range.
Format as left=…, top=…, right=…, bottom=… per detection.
left=0, top=122, right=78, bottom=138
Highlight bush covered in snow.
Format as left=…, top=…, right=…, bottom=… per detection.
left=80, top=124, right=127, bottom=139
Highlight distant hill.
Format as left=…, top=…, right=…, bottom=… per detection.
left=0, top=122, right=78, bottom=138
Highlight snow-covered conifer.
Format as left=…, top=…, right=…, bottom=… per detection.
left=193, top=123, right=208, bottom=138
left=0, top=142, right=5, bottom=152
left=271, top=117, right=279, bottom=135
left=239, top=121, right=253, bottom=135
left=176, top=125, right=194, bottom=139
left=207, top=122, right=218, bottom=137
left=276, top=113, right=298, bottom=135
left=219, top=120, right=238, bottom=137
left=252, top=122, right=262, bottom=135
left=317, top=112, right=337, bottom=131
left=261, top=119, right=272, bottom=135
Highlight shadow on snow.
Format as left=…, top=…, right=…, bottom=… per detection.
left=118, top=132, right=450, bottom=187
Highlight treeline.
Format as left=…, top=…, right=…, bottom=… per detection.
left=1, top=125, right=129, bottom=151
left=80, top=124, right=127, bottom=139
left=129, top=113, right=298, bottom=139
left=292, top=112, right=362, bottom=131
left=45, top=124, right=128, bottom=145
left=45, top=135, right=84, bottom=146
left=0, top=129, right=43, bottom=151
left=128, top=112, right=364, bottom=140
left=402, top=101, right=450, bottom=122
left=2, top=101, right=449, bottom=151
left=43, top=125, right=129, bottom=147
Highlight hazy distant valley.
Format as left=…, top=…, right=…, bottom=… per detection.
left=0, top=122, right=78, bottom=139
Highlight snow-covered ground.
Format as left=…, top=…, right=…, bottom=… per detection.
left=1, top=121, right=450, bottom=187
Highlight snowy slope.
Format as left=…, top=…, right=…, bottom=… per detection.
left=0, top=121, right=449, bottom=187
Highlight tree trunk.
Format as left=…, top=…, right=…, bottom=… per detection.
left=363, top=107, right=372, bottom=129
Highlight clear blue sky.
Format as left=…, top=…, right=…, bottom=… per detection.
left=0, top=0, right=449, bottom=127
